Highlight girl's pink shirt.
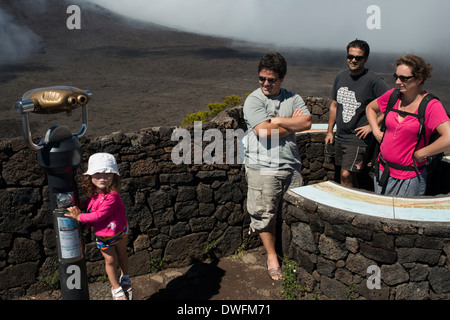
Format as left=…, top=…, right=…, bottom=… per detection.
left=79, top=191, right=127, bottom=238
left=378, top=88, right=449, bottom=179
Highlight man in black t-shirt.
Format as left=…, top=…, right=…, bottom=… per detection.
left=325, top=39, right=390, bottom=188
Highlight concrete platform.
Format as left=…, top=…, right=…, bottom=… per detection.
left=16, top=247, right=283, bottom=301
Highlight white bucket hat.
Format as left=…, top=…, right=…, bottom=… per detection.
left=83, top=153, right=120, bottom=176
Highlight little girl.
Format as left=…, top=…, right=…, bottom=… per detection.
left=65, top=152, right=131, bottom=300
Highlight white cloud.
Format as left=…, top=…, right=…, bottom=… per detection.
left=3, top=0, right=448, bottom=64
left=76, top=0, right=450, bottom=55
left=0, top=7, right=41, bottom=63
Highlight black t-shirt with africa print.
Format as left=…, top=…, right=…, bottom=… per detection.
left=331, top=69, right=390, bottom=147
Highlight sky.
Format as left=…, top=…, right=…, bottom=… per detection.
left=1, top=0, right=449, bottom=63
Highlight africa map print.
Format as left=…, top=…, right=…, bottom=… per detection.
left=337, top=87, right=361, bottom=123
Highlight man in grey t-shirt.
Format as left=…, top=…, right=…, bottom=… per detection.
left=325, top=39, right=389, bottom=188
left=243, top=52, right=311, bottom=280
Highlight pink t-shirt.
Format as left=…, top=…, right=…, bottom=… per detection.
left=378, top=88, right=449, bottom=179
left=80, top=191, right=127, bottom=238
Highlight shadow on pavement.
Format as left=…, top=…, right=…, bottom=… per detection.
left=148, top=260, right=225, bottom=300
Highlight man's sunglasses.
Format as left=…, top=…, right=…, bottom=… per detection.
left=393, top=73, right=415, bottom=82
left=259, top=76, right=278, bottom=84
left=346, top=54, right=366, bottom=61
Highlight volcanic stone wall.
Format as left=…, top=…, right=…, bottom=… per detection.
left=0, top=108, right=251, bottom=299
left=282, top=192, right=450, bottom=300
left=0, top=98, right=331, bottom=298
left=4, top=96, right=449, bottom=300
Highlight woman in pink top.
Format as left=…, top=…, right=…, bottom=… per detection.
left=65, top=153, right=131, bottom=300
left=366, top=54, right=450, bottom=196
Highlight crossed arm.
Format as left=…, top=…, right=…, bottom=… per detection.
left=254, top=108, right=312, bottom=139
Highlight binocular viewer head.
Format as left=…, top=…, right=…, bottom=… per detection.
left=16, top=86, right=91, bottom=115
left=15, top=86, right=92, bottom=151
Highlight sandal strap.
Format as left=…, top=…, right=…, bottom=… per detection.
left=268, top=267, right=282, bottom=276
left=120, top=274, right=132, bottom=287
left=111, top=286, right=126, bottom=300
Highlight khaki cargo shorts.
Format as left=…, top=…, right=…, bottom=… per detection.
left=245, top=166, right=303, bottom=232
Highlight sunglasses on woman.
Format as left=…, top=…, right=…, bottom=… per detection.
left=393, top=73, right=415, bottom=82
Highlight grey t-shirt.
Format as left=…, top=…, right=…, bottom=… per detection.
left=331, top=69, right=390, bottom=146
left=243, top=88, right=310, bottom=170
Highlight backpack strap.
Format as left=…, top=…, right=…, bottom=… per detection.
left=417, top=93, right=438, bottom=145
left=380, top=89, right=401, bottom=133
left=375, top=89, right=400, bottom=181
left=410, top=93, right=439, bottom=173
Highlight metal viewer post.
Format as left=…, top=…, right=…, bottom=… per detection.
left=16, top=86, right=91, bottom=300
